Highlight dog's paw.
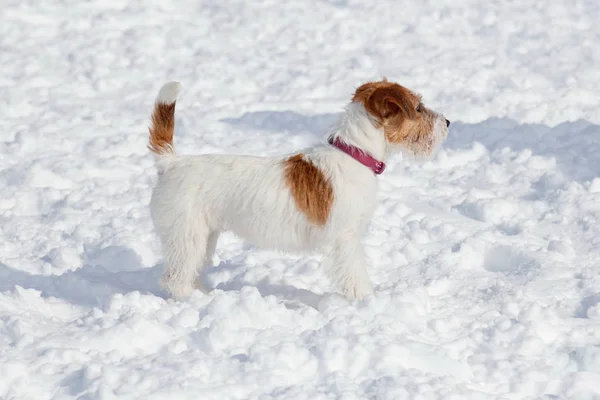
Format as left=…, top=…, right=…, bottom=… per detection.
left=161, top=278, right=194, bottom=300
left=343, top=279, right=373, bottom=301
left=194, top=277, right=211, bottom=294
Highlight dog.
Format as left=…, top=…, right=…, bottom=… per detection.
left=148, top=79, right=449, bottom=301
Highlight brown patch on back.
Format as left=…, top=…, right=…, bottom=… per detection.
left=352, top=79, right=437, bottom=155
left=284, top=154, right=334, bottom=226
left=148, top=102, right=176, bottom=155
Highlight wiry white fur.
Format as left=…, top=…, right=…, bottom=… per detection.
left=327, top=102, right=387, bottom=160
left=397, top=109, right=449, bottom=161
left=149, top=83, right=448, bottom=301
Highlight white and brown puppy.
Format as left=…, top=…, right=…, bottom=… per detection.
left=148, top=79, right=449, bottom=300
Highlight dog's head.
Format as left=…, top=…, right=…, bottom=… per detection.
left=352, top=79, right=449, bottom=157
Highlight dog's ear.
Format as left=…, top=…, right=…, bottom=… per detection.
left=352, top=82, right=378, bottom=103
left=353, top=82, right=416, bottom=122
left=364, top=86, right=416, bottom=121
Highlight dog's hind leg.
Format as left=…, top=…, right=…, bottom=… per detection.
left=194, top=230, right=220, bottom=293
left=159, top=221, right=210, bottom=300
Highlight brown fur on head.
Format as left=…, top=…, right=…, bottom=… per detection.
left=352, top=79, right=442, bottom=156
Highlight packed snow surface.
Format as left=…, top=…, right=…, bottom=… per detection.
left=2, top=0, right=600, bottom=399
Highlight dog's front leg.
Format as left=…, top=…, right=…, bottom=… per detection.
left=326, top=232, right=373, bottom=300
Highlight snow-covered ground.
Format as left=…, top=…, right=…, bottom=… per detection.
left=2, top=0, right=600, bottom=399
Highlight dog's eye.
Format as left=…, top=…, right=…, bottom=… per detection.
left=416, top=104, right=423, bottom=112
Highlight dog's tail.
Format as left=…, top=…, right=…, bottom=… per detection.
left=148, top=81, right=182, bottom=161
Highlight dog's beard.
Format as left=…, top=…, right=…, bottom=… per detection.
left=393, top=121, right=448, bottom=162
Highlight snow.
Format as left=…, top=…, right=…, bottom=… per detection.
left=1, top=0, right=600, bottom=399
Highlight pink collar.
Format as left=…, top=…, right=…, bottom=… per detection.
left=328, top=137, right=386, bottom=175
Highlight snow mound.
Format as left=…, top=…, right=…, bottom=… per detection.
left=2, top=0, right=600, bottom=399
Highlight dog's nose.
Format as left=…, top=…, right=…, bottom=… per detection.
left=445, top=119, right=450, bottom=127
